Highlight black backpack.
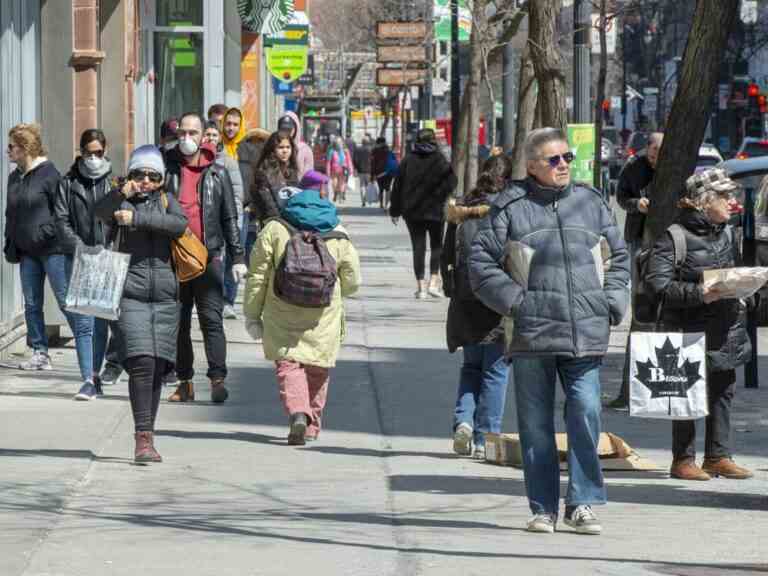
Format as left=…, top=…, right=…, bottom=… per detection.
left=633, top=224, right=687, bottom=326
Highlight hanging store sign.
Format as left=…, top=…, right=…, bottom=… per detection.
left=376, top=68, right=427, bottom=87
left=376, top=21, right=428, bottom=41
left=266, top=45, right=309, bottom=83
left=377, top=45, right=428, bottom=63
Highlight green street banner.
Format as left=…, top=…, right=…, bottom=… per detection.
left=238, top=0, right=295, bottom=35
left=266, top=45, right=309, bottom=82
left=434, top=0, right=471, bottom=42
left=567, top=124, right=595, bottom=184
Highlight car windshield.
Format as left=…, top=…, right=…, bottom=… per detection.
left=696, top=156, right=720, bottom=167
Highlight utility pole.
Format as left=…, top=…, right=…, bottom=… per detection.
left=451, top=0, right=460, bottom=145
left=421, top=0, right=435, bottom=120
left=573, top=0, right=591, bottom=123
left=502, top=44, right=516, bottom=153
left=621, top=23, right=627, bottom=132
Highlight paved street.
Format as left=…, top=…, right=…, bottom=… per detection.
left=1, top=199, right=767, bottom=576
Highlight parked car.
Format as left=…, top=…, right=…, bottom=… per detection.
left=735, top=137, right=768, bottom=160
left=694, top=144, right=724, bottom=173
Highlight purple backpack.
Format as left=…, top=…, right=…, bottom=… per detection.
left=273, top=219, right=348, bottom=308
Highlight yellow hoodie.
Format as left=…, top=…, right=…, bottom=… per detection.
left=221, top=107, right=248, bottom=160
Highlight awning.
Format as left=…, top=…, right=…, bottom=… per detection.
left=238, top=0, right=295, bottom=35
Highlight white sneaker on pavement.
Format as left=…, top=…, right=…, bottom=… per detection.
left=223, top=304, right=238, bottom=319
left=564, top=505, right=602, bottom=535
left=453, top=422, right=473, bottom=456
left=526, top=513, right=557, bottom=534
left=19, top=351, right=52, bottom=371
left=414, top=290, right=428, bottom=300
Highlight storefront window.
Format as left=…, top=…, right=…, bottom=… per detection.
left=154, top=31, right=204, bottom=131
left=156, top=0, right=203, bottom=27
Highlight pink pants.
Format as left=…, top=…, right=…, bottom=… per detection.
left=275, top=360, right=330, bottom=437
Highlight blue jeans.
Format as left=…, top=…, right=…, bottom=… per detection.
left=513, top=355, right=606, bottom=515
left=223, top=214, right=247, bottom=306
left=453, top=341, right=509, bottom=446
left=21, top=254, right=106, bottom=382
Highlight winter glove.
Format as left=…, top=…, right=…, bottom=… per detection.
left=232, top=263, right=248, bottom=284
left=245, top=318, right=263, bottom=341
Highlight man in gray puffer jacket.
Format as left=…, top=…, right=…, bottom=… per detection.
left=469, top=128, right=630, bottom=536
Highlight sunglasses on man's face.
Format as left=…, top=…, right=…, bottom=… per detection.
left=542, top=152, right=575, bottom=167
left=128, top=170, right=163, bottom=184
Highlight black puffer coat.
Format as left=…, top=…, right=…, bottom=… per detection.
left=646, top=209, right=751, bottom=372
left=442, top=195, right=503, bottom=353
left=389, top=143, right=456, bottom=222
left=616, top=154, right=654, bottom=243
left=4, top=160, right=62, bottom=261
left=54, top=160, right=114, bottom=253
left=94, top=187, right=188, bottom=363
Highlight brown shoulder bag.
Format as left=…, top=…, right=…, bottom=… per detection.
left=161, top=192, right=208, bottom=282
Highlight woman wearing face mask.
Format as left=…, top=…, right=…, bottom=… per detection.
left=647, top=168, right=753, bottom=482
left=95, top=145, right=188, bottom=463
left=249, top=130, right=299, bottom=227
left=54, top=128, right=115, bottom=400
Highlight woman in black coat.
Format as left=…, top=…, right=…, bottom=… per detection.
left=249, top=130, right=299, bottom=229
left=95, top=145, right=187, bottom=463
left=55, top=129, right=115, bottom=400
left=646, top=168, right=752, bottom=481
left=390, top=128, right=457, bottom=299
left=441, top=155, right=512, bottom=459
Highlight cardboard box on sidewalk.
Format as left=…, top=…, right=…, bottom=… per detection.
left=484, top=432, right=661, bottom=471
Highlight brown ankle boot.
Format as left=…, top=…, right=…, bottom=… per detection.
left=702, top=458, right=753, bottom=479
left=167, top=380, right=194, bottom=402
left=670, top=458, right=711, bottom=481
left=210, top=378, right=229, bottom=404
left=134, top=431, right=162, bottom=463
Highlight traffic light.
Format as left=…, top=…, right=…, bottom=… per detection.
left=748, top=83, right=760, bottom=97
left=759, top=94, right=767, bottom=114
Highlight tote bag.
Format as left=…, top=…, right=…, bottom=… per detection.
left=629, top=331, right=708, bottom=420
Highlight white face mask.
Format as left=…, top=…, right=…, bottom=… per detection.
left=83, top=156, right=105, bottom=172
left=179, top=138, right=199, bottom=156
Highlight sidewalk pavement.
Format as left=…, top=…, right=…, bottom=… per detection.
left=1, top=198, right=767, bottom=576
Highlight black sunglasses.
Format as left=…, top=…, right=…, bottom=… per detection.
left=542, top=152, right=575, bottom=167
left=82, top=150, right=105, bottom=158
left=128, top=170, right=163, bottom=183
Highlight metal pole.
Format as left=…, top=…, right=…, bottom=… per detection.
left=502, top=44, right=516, bottom=153
left=451, top=0, right=460, bottom=145
left=621, top=25, right=627, bottom=132
left=573, top=0, right=591, bottom=123
left=423, top=0, right=434, bottom=120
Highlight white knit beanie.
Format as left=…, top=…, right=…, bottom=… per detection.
left=127, top=145, right=165, bottom=176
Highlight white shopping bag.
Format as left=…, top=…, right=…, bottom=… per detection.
left=65, top=244, right=130, bottom=321
left=629, top=331, right=708, bottom=420
left=365, top=181, right=379, bottom=204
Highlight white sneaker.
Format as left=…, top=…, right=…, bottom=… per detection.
left=564, top=505, right=602, bottom=535
left=453, top=423, right=473, bottom=456
left=527, top=513, right=557, bottom=534
left=223, top=304, right=238, bottom=319
left=414, top=290, right=428, bottom=300
left=19, top=351, right=52, bottom=371
left=427, top=286, right=443, bottom=298
left=472, top=445, right=486, bottom=460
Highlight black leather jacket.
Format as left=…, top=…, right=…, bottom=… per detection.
left=164, top=148, right=244, bottom=265
left=646, top=209, right=751, bottom=372
left=55, top=161, right=114, bottom=254
left=616, top=154, right=654, bottom=243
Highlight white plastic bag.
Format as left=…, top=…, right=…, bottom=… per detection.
left=65, top=244, right=130, bottom=320
left=365, top=181, right=379, bottom=204
left=630, top=331, right=708, bottom=420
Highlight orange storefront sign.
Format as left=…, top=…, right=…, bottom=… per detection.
left=241, top=30, right=262, bottom=130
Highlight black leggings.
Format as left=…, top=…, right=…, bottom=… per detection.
left=405, top=219, right=444, bottom=280
left=124, top=356, right=168, bottom=432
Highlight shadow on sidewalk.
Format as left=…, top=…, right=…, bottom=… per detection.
left=155, top=429, right=284, bottom=445
left=0, top=448, right=131, bottom=463
left=388, top=474, right=768, bottom=512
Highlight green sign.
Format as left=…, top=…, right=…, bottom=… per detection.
left=434, top=0, right=471, bottom=42
left=567, top=123, right=595, bottom=184
left=266, top=45, right=308, bottom=83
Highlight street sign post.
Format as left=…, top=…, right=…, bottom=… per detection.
left=376, top=21, right=427, bottom=41
left=376, top=68, right=428, bottom=87
left=377, top=45, right=427, bottom=63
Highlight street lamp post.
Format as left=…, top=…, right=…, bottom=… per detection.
left=573, top=0, right=591, bottom=123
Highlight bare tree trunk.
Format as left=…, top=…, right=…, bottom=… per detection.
left=528, top=0, right=567, bottom=132
left=464, top=18, right=485, bottom=194
left=648, top=0, right=740, bottom=241
left=511, top=44, right=537, bottom=179
left=593, top=0, right=608, bottom=189
left=452, top=87, right=472, bottom=197
left=481, top=46, right=497, bottom=149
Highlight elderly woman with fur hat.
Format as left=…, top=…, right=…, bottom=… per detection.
left=95, top=145, right=188, bottom=463
left=646, top=167, right=753, bottom=481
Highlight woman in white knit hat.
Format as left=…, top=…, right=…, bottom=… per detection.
left=95, top=145, right=188, bottom=463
